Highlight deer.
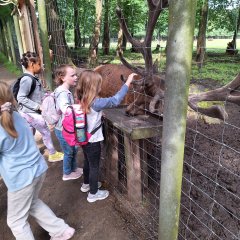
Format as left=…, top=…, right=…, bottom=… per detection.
left=94, top=1, right=239, bottom=121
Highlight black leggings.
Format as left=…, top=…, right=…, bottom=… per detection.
left=82, top=142, right=101, bottom=194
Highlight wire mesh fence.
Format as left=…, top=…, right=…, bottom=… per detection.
left=0, top=0, right=240, bottom=239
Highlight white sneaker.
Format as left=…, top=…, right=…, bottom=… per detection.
left=80, top=182, right=102, bottom=193
left=50, top=226, right=75, bottom=240
left=87, top=190, right=109, bottom=203
left=62, top=171, right=82, bottom=181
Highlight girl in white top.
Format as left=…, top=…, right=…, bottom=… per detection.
left=75, top=70, right=136, bottom=203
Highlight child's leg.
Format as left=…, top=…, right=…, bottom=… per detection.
left=28, top=113, right=56, bottom=155
left=82, top=149, right=90, bottom=184
left=55, top=129, right=77, bottom=174
left=82, top=142, right=101, bottom=194
left=7, top=178, right=38, bottom=239
left=29, top=173, right=70, bottom=237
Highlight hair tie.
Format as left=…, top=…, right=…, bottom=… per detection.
left=1, top=102, right=12, bottom=112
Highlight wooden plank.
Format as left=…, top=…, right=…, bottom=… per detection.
left=103, top=108, right=162, bottom=140
left=124, top=136, right=142, bottom=203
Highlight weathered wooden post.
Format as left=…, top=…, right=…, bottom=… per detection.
left=158, top=0, right=197, bottom=239
left=37, top=0, right=53, bottom=90
left=13, top=14, right=24, bottom=61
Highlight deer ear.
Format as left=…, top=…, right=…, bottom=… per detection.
left=153, top=59, right=159, bottom=73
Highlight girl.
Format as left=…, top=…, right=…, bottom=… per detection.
left=17, top=51, right=63, bottom=162
left=0, top=81, right=75, bottom=240
left=75, top=70, right=136, bottom=203
left=54, top=64, right=83, bottom=181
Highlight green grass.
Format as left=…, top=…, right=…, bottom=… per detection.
left=0, top=52, right=21, bottom=76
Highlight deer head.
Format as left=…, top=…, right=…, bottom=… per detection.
left=114, top=1, right=168, bottom=116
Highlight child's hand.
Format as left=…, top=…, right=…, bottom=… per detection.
left=125, top=73, right=138, bottom=87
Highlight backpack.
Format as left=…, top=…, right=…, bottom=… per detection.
left=41, top=91, right=62, bottom=125
left=12, top=73, right=37, bottom=101
left=62, top=104, right=102, bottom=146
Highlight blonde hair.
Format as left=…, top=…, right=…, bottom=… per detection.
left=0, top=81, right=18, bottom=138
left=75, top=70, right=103, bottom=113
left=54, top=64, right=75, bottom=86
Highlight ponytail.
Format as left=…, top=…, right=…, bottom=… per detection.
left=0, top=82, right=18, bottom=138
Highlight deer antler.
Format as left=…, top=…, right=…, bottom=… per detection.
left=116, top=1, right=168, bottom=83
left=188, top=73, right=240, bottom=120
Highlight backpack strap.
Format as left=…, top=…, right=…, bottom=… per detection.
left=21, top=73, right=38, bottom=97
left=90, top=120, right=103, bottom=135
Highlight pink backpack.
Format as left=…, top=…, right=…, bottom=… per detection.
left=41, top=92, right=61, bottom=125
left=62, top=104, right=102, bottom=146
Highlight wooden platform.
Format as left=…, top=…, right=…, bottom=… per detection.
left=103, top=107, right=163, bottom=203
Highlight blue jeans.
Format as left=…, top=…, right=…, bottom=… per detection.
left=54, top=129, right=78, bottom=175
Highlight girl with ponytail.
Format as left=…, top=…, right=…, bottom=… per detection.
left=0, top=81, right=75, bottom=240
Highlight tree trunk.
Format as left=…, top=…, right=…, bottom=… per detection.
left=74, top=0, right=81, bottom=49
left=159, top=0, right=197, bottom=239
left=116, top=27, right=123, bottom=56
left=122, top=34, right=127, bottom=51
left=45, top=0, right=70, bottom=64
left=89, top=0, right=103, bottom=67
left=196, top=0, right=208, bottom=67
left=226, top=7, right=240, bottom=55
left=102, top=0, right=110, bottom=55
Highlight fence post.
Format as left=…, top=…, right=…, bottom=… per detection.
left=37, top=0, right=53, bottom=90
left=158, top=1, right=197, bottom=240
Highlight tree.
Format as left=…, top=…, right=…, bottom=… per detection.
left=89, top=0, right=103, bottom=67
left=74, top=0, right=81, bottom=48
left=102, top=0, right=110, bottom=55
left=45, top=0, right=70, bottom=64
left=196, top=0, right=209, bottom=66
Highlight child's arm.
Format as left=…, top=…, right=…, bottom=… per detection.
left=92, top=73, right=137, bottom=112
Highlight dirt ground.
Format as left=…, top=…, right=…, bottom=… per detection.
left=0, top=65, right=138, bottom=240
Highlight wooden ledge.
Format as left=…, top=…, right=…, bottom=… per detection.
left=103, top=107, right=163, bottom=140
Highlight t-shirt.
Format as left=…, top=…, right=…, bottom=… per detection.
left=0, top=111, right=48, bottom=192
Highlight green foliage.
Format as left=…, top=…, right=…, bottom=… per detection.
left=0, top=5, right=13, bottom=20
left=0, top=52, right=21, bottom=76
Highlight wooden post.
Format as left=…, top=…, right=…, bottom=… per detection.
left=124, top=136, right=142, bottom=203
left=13, top=14, right=24, bottom=61
left=37, top=0, right=53, bottom=90
left=19, top=4, right=34, bottom=52
left=105, top=121, right=119, bottom=187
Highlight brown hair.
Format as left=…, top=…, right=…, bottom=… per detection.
left=75, top=70, right=102, bottom=113
left=0, top=81, right=18, bottom=138
left=54, top=64, right=75, bottom=86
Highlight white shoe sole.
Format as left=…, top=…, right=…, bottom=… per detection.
left=80, top=182, right=102, bottom=193
left=87, top=191, right=109, bottom=203
left=62, top=174, right=82, bottom=181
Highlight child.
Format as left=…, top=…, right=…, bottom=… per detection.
left=75, top=70, right=136, bottom=203
left=0, top=81, right=75, bottom=240
left=54, top=64, right=83, bottom=181
left=17, top=51, right=63, bottom=162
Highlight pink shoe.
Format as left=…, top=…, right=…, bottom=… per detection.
left=62, top=171, right=82, bottom=181
left=50, top=226, right=75, bottom=240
